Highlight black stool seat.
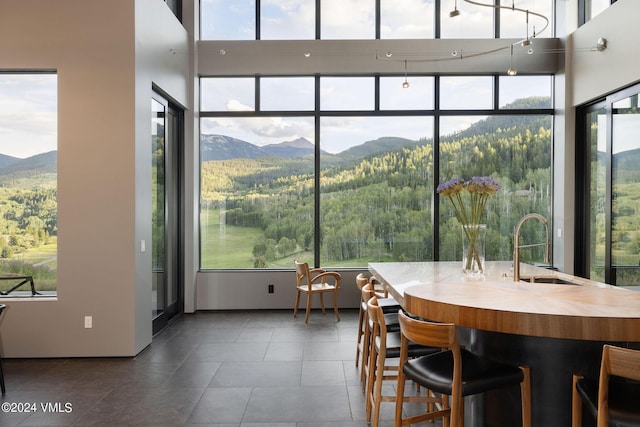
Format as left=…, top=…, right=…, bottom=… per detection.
left=575, top=377, right=640, bottom=426
left=361, top=300, right=399, bottom=332
left=404, top=348, right=525, bottom=397
left=375, top=332, right=439, bottom=359
left=378, top=297, right=400, bottom=314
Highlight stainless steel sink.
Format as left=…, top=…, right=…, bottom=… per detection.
left=519, top=275, right=582, bottom=285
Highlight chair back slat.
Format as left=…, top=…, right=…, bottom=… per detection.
left=294, top=260, right=310, bottom=289
left=398, top=310, right=457, bottom=350
left=597, top=344, right=640, bottom=427
left=603, top=344, right=640, bottom=382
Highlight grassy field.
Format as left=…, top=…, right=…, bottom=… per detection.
left=200, top=208, right=264, bottom=268
left=0, top=240, right=57, bottom=292
left=201, top=208, right=398, bottom=269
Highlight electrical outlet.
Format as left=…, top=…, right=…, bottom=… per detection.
left=84, top=316, right=92, bottom=328
left=268, top=284, right=274, bottom=293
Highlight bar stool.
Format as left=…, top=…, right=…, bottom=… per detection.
left=368, top=275, right=400, bottom=314
left=360, top=283, right=401, bottom=392
left=356, top=273, right=401, bottom=374
left=395, top=310, right=531, bottom=427
left=366, top=297, right=442, bottom=427
left=355, top=273, right=370, bottom=370
left=572, top=344, right=640, bottom=427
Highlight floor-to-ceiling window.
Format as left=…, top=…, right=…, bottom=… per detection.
left=577, top=83, right=640, bottom=286
left=199, top=0, right=554, bottom=270
left=200, top=75, right=553, bottom=269
left=0, top=72, right=57, bottom=295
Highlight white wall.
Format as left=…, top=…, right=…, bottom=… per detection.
left=0, top=0, right=189, bottom=357
left=570, top=0, right=640, bottom=107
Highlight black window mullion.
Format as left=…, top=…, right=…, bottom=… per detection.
left=255, top=77, right=260, bottom=111
left=314, top=75, right=321, bottom=268
left=604, top=100, right=613, bottom=284
left=494, top=0, right=500, bottom=38
left=433, top=75, right=441, bottom=260
left=375, top=0, right=381, bottom=39
left=435, top=0, right=441, bottom=38
left=316, top=0, right=321, bottom=39
left=256, top=0, right=260, bottom=40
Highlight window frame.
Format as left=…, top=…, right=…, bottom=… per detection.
left=199, top=74, right=554, bottom=270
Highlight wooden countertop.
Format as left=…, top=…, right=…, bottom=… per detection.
left=369, top=261, right=640, bottom=342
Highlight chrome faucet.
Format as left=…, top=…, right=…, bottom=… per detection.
left=513, top=213, right=550, bottom=282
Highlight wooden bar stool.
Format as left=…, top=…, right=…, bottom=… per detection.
left=360, top=282, right=402, bottom=392
left=395, top=310, right=531, bottom=427
left=355, top=273, right=370, bottom=369
left=366, top=298, right=441, bottom=427
left=572, top=344, right=640, bottom=427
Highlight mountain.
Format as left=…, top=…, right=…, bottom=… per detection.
left=201, top=135, right=317, bottom=160
left=0, top=153, right=20, bottom=169
left=339, top=136, right=419, bottom=159
left=201, top=135, right=266, bottom=161
left=263, top=137, right=315, bottom=158
left=0, top=151, right=57, bottom=176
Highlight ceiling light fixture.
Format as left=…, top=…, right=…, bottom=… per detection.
left=450, top=0, right=460, bottom=17
left=402, top=60, right=410, bottom=88
left=507, top=44, right=517, bottom=76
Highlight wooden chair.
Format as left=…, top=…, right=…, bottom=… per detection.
left=293, top=260, right=341, bottom=324
left=359, top=282, right=402, bottom=392
left=366, top=297, right=441, bottom=427
left=572, top=344, right=640, bottom=427
left=395, top=310, right=531, bottom=427
left=356, top=274, right=400, bottom=372
left=355, top=273, right=370, bottom=369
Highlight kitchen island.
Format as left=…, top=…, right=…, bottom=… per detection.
left=369, top=261, right=640, bottom=426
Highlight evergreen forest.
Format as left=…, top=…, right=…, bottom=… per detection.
left=201, top=100, right=556, bottom=269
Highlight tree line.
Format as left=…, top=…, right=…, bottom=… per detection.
left=201, top=113, right=553, bottom=267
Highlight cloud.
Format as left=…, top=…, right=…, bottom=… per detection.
left=225, top=99, right=254, bottom=112
left=0, top=75, right=57, bottom=158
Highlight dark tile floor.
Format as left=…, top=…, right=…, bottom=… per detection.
left=0, top=309, right=432, bottom=427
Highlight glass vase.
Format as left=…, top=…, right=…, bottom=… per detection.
left=462, top=224, right=486, bottom=276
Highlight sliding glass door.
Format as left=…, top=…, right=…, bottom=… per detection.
left=152, top=93, right=183, bottom=333
left=578, top=84, right=640, bottom=286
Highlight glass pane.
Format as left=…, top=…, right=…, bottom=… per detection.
left=152, top=99, right=166, bottom=318
left=380, top=0, right=435, bottom=39
left=587, top=107, right=607, bottom=282
left=0, top=73, right=57, bottom=295
left=320, top=77, right=374, bottom=111
left=499, top=76, right=552, bottom=109
left=321, top=0, right=375, bottom=39
left=441, top=0, right=494, bottom=38
left=260, top=77, right=315, bottom=111
left=261, top=0, right=315, bottom=40
left=319, top=116, right=435, bottom=267
left=611, top=94, right=640, bottom=286
left=380, top=76, right=435, bottom=110
left=440, top=76, right=493, bottom=110
left=201, top=77, right=255, bottom=112
left=499, top=0, right=553, bottom=39
left=200, top=116, right=315, bottom=268
left=586, top=0, right=610, bottom=22
left=200, top=0, right=256, bottom=40
left=438, top=114, right=552, bottom=264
